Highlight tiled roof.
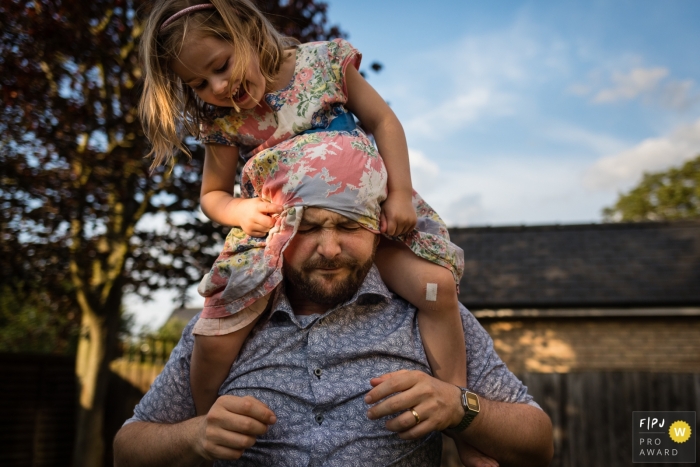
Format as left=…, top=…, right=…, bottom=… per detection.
left=449, top=220, right=700, bottom=308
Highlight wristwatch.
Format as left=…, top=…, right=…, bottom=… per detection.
left=453, top=386, right=480, bottom=431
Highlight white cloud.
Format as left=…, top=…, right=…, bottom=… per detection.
left=584, top=119, right=700, bottom=191
left=404, top=88, right=508, bottom=138
left=446, top=194, right=484, bottom=226
left=390, top=18, right=569, bottom=139
left=659, top=79, right=699, bottom=110
left=593, top=67, right=668, bottom=103
left=372, top=13, right=700, bottom=225
left=408, top=148, right=440, bottom=194
left=542, top=122, right=627, bottom=155
left=567, top=83, right=591, bottom=96
left=410, top=156, right=605, bottom=227
left=571, top=66, right=698, bottom=110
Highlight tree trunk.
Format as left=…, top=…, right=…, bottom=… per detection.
left=71, top=295, right=122, bottom=467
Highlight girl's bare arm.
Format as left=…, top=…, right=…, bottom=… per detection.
left=200, top=144, right=281, bottom=237
left=344, top=66, right=416, bottom=236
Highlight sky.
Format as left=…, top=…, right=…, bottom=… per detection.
left=125, top=0, right=700, bottom=330
left=323, top=0, right=700, bottom=226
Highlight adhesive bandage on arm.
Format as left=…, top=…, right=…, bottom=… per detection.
left=425, top=283, right=438, bottom=302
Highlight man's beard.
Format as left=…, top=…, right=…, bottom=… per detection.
left=284, top=254, right=375, bottom=307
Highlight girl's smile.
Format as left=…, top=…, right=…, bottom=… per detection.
left=171, top=34, right=266, bottom=109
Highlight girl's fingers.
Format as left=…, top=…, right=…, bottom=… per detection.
left=258, top=201, right=283, bottom=214
left=403, top=219, right=416, bottom=235
left=385, top=217, right=396, bottom=236
left=245, top=216, right=275, bottom=236
left=253, top=211, right=276, bottom=226
left=395, top=222, right=408, bottom=236
left=247, top=228, right=268, bottom=238
left=457, top=444, right=501, bottom=467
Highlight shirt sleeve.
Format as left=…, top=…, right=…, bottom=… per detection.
left=326, top=38, right=362, bottom=98
left=123, top=317, right=198, bottom=425
left=461, top=305, right=541, bottom=409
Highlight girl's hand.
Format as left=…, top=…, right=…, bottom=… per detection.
left=380, top=191, right=417, bottom=237
left=455, top=443, right=500, bottom=467
left=236, top=198, right=284, bottom=237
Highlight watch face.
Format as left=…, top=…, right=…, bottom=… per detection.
left=466, top=393, right=480, bottom=411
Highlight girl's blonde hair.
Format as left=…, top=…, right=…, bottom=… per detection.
left=139, top=0, right=296, bottom=168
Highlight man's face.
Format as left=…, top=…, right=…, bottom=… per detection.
left=283, top=208, right=378, bottom=309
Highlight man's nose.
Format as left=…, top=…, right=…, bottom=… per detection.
left=316, top=229, right=342, bottom=258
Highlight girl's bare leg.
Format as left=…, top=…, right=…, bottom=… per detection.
left=375, top=237, right=467, bottom=387
left=191, top=316, right=261, bottom=416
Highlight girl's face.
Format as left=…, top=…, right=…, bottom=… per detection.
left=171, top=33, right=266, bottom=109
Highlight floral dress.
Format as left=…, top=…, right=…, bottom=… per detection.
left=196, top=39, right=464, bottom=333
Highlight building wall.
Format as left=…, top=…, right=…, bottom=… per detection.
left=478, top=316, right=700, bottom=373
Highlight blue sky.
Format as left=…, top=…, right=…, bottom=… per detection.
left=127, top=0, right=700, bottom=329
left=325, top=0, right=700, bottom=226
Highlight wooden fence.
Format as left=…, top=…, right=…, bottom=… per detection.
left=0, top=353, right=76, bottom=467
left=528, top=371, right=700, bottom=467
left=442, top=372, right=700, bottom=467
left=109, top=335, right=178, bottom=393
left=0, top=336, right=178, bottom=467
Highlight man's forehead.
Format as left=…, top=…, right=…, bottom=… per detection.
left=301, top=207, right=355, bottom=225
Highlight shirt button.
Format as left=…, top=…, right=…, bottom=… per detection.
left=314, top=368, right=323, bottom=377
left=315, top=413, right=324, bottom=424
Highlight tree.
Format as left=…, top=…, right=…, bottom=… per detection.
left=603, top=155, right=700, bottom=222
left=0, top=1, right=343, bottom=465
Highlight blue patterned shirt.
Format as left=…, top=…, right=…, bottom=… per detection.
left=127, top=266, right=538, bottom=466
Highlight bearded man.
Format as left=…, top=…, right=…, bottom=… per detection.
left=114, top=206, right=553, bottom=467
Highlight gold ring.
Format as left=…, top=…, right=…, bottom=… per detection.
left=411, top=409, right=421, bottom=425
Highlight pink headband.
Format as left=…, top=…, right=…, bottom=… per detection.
left=160, top=4, right=217, bottom=31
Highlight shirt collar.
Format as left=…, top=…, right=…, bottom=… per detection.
left=270, top=264, right=392, bottom=327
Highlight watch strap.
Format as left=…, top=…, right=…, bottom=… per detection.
left=453, top=387, right=479, bottom=432
left=453, top=409, right=478, bottom=431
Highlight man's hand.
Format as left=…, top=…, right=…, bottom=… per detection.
left=196, top=395, right=277, bottom=461
left=364, top=370, right=461, bottom=439
left=113, top=395, right=277, bottom=467
left=380, top=191, right=417, bottom=237
left=364, top=371, right=499, bottom=467
left=365, top=370, right=499, bottom=467
left=365, top=370, right=553, bottom=467
left=235, top=198, right=284, bottom=237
